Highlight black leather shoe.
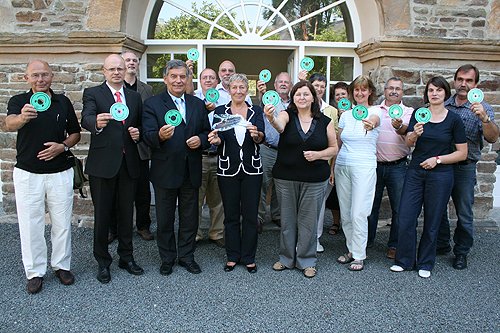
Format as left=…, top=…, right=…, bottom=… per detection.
left=224, top=263, right=236, bottom=272
left=118, top=260, right=144, bottom=275
left=453, top=254, right=467, bottom=270
left=179, top=260, right=201, bottom=274
left=160, top=262, right=174, bottom=275
left=436, top=245, right=451, bottom=255
left=257, top=219, right=263, bottom=233
left=97, top=266, right=111, bottom=283
left=247, top=264, right=257, bottom=273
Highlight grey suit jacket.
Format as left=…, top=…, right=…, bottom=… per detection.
left=136, top=79, right=154, bottom=160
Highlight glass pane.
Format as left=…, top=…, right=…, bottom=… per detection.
left=262, top=16, right=291, bottom=41
left=174, top=53, right=198, bottom=78
left=147, top=54, right=171, bottom=78
left=148, top=81, right=167, bottom=96
left=330, top=57, right=354, bottom=81
left=306, top=56, right=327, bottom=77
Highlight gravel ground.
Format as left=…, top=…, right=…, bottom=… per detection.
left=0, top=213, right=499, bottom=332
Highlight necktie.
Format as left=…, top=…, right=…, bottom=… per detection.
left=175, top=97, right=186, bottom=122
left=115, top=91, right=126, bottom=153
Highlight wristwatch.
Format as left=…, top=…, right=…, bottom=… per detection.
left=62, top=142, right=69, bottom=152
left=436, top=156, right=441, bottom=164
left=482, top=116, right=491, bottom=123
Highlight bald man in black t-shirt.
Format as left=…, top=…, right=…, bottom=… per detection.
left=6, top=60, right=81, bottom=294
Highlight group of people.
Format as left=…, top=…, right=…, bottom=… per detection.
left=6, top=53, right=497, bottom=294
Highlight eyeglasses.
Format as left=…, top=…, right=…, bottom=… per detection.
left=220, top=68, right=234, bottom=73
left=104, top=67, right=126, bottom=73
left=29, top=73, right=52, bottom=80
left=385, top=87, right=403, bottom=92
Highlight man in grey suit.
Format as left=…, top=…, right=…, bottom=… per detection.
left=108, top=51, right=155, bottom=243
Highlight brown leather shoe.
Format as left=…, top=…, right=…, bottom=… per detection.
left=257, top=219, right=263, bottom=233
left=137, top=229, right=154, bottom=241
left=210, top=238, right=225, bottom=248
left=108, top=233, right=117, bottom=244
left=55, top=269, right=75, bottom=285
left=387, top=248, right=396, bottom=259
left=27, top=277, right=43, bottom=294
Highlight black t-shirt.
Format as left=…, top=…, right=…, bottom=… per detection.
left=7, top=89, right=81, bottom=174
left=407, top=109, right=466, bottom=172
left=124, top=79, right=138, bottom=92
left=273, top=109, right=331, bottom=182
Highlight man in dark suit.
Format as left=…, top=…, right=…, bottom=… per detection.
left=142, top=59, right=210, bottom=275
left=81, top=54, right=144, bottom=283
left=108, top=51, right=155, bottom=243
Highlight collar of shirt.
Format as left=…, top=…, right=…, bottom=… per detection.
left=320, top=99, right=328, bottom=112
left=167, top=90, right=185, bottom=104
left=106, top=82, right=126, bottom=104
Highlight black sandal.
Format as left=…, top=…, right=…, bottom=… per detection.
left=329, top=223, right=340, bottom=235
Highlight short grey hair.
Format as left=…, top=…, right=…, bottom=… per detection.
left=275, top=72, right=291, bottom=84
left=228, top=73, right=249, bottom=90
left=163, top=59, right=190, bottom=77
left=384, top=77, right=404, bottom=90
left=121, top=51, right=139, bottom=61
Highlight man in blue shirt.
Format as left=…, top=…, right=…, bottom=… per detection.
left=437, top=64, right=499, bottom=270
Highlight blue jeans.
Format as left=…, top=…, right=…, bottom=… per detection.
left=395, top=168, right=454, bottom=271
left=367, top=160, right=407, bottom=248
left=437, top=162, right=476, bottom=255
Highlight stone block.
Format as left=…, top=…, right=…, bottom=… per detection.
left=477, top=173, right=496, bottom=183
left=73, top=195, right=93, bottom=215
left=477, top=79, right=500, bottom=92
left=472, top=20, right=485, bottom=27
left=481, top=152, right=499, bottom=162
left=468, top=0, right=489, bottom=5
left=82, top=64, right=103, bottom=71
left=65, top=91, right=82, bottom=102
left=2, top=194, right=17, bottom=215
left=414, top=0, right=437, bottom=4
left=473, top=196, right=493, bottom=219
left=470, top=29, right=484, bottom=38
left=415, top=27, right=447, bottom=37
left=50, top=22, right=63, bottom=27
left=392, top=69, right=421, bottom=85
left=9, top=73, right=26, bottom=82
left=403, top=96, right=425, bottom=109
left=413, top=7, right=429, bottom=14
left=2, top=183, right=14, bottom=194
left=0, top=149, right=17, bottom=161
left=484, top=92, right=500, bottom=105
left=1, top=161, right=15, bottom=171
left=61, top=66, right=79, bottom=73
left=33, top=0, right=46, bottom=10
left=11, top=0, right=32, bottom=8
left=0, top=66, right=26, bottom=73
left=452, top=8, right=486, bottom=18
left=0, top=73, right=7, bottom=83
left=60, top=15, right=81, bottom=22
left=414, top=16, right=428, bottom=21
left=65, top=84, right=83, bottom=91
left=1, top=170, right=13, bottom=182
left=480, top=183, right=494, bottom=193
left=477, top=161, right=497, bottom=173
left=52, top=73, right=75, bottom=84
left=0, top=132, right=17, bottom=149
left=450, top=30, right=469, bottom=38
left=86, top=0, right=121, bottom=31
left=435, top=9, right=451, bottom=16
left=15, top=10, right=42, bottom=22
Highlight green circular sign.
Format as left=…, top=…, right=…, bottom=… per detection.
left=259, top=69, right=271, bottom=83
left=263, top=91, right=280, bottom=107
left=187, top=48, right=199, bottom=61
left=352, top=105, right=368, bottom=120
left=300, top=57, right=314, bottom=71
left=338, top=98, right=351, bottom=111
left=415, top=108, right=431, bottom=123
left=30, top=92, right=51, bottom=112
left=468, top=88, right=484, bottom=103
left=388, top=105, right=403, bottom=119
left=205, top=89, right=219, bottom=103
left=110, top=102, right=129, bottom=121
left=165, top=109, right=182, bottom=126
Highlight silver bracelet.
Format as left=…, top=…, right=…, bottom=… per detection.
left=269, top=116, right=276, bottom=124
left=396, top=123, right=403, bottom=131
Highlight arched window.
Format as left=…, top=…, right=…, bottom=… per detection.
left=142, top=0, right=362, bottom=103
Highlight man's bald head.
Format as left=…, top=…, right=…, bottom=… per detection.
left=103, top=54, right=126, bottom=88
left=25, top=60, right=53, bottom=94
left=218, top=60, right=236, bottom=88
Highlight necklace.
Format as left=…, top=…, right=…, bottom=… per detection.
left=299, top=116, right=312, bottom=123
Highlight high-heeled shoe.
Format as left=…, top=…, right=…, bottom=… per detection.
left=224, top=263, right=236, bottom=272
left=246, top=264, right=257, bottom=273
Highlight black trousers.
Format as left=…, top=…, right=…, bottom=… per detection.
left=154, top=172, right=199, bottom=263
left=110, top=159, right=151, bottom=234
left=89, top=157, right=136, bottom=268
left=218, top=171, right=262, bottom=265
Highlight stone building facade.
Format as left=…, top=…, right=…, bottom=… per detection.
left=0, top=0, right=499, bottom=225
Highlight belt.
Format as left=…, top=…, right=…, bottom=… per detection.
left=263, top=142, right=278, bottom=150
left=377, top=157, right=407, bottom=166
left=457, top=159, right=476, bottom=165
left=202, top=151, right=218, bottom=156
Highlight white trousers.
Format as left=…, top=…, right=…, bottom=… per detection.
left=13, top=167, right=74, bottom=279
left=317, top=183, right=333, bottom=240
left=335, top=165, right=376, bottom=260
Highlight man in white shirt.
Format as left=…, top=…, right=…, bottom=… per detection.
left=216, top=60, right=252, bottom=106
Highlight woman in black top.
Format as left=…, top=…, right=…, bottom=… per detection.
left=391, top=76, right=467, bottom=278
left=208, top=73, right=265, bottom=273
left=264, top=81, right=337, bottom=278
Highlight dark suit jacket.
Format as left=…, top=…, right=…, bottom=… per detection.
left=143, top=91, right=210, bottom=189
left=81, top=82, right=142, bottom=179
left=214, top=103, right=265, bottom=177
left=137, top=80, right=154, bottom=102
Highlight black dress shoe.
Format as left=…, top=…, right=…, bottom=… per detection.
left=436, top=245, right=451, bottom=255
left=107, top=233, right=117, bottom=244
left=179, top=260, right=201, bottom=274
left=118, top=260, right=144, bottom=275
left=224, top=263, right=236, bottom=272
left=97, top=266, right=111, bottom=283
left=160, top=262, right=174, bottom=275
left=247, top=264, right=257, bottom=273
left=453, top=254, right=467, bottom=270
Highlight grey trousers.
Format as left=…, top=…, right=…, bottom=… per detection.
left=274, top=178, right=327, bottom=270
left=258, top=144, right=280, bottom=221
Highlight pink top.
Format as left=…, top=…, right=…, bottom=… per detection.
left=375, top=101, right=413, bottom=162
